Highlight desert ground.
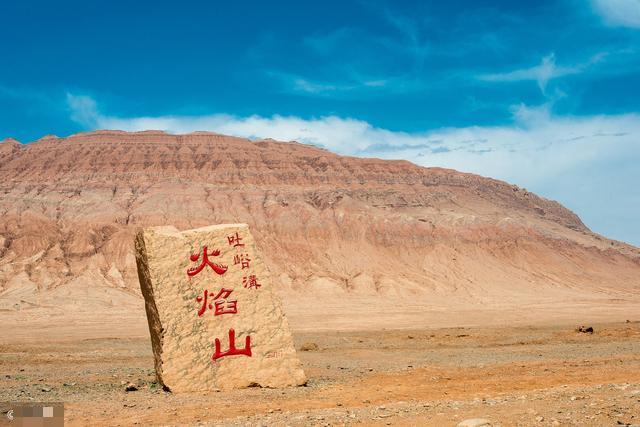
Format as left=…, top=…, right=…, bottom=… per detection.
left=2, top=321, right=640, bottom=426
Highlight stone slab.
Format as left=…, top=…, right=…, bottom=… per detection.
left=135, top=223, right=306, bottom=392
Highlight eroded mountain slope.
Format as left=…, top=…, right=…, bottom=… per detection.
left=1, top=131, right=638, bottom=335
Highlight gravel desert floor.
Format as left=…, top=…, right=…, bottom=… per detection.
left=1, top=321, right=640, bottom=426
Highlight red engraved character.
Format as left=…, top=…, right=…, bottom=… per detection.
left=233, top=253, right=251, bottom=269
left=212, top=329, right=252, bottom=361
left=195, top=288, right=238, bottom=316
left=242, top=275, right=261, bottom=289
left=227, top=232, right=244, bottom=248
left=196, top=290, right=211, bottom=317
left=187, top=246, right=228, bottom=277
left=211, top=288, right=238, bottom=315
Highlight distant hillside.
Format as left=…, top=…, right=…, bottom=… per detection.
left=1, top=130, right=639, bottom=338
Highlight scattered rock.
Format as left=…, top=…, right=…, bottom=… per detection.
left=536, top=416, right=544, bottom=422
left=576, top=326, right=594, bottom=334
left=300, top=342, right=319, bottom=351
left=40, top=386, right=51, bottom=392
left=457, top=418, right=492, bottom=427
left=125, top=383, right=138, bottom=392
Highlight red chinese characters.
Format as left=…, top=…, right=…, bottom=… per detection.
left=242, top=275, right=261, bottom=289
left=227, top=232, right=244, bottom=248
left=190, top=231, right=258, bottom=363
left=233, top=253, right=251, bottom=269
left=187, top=246, right=228, bottom=277
left=196, top=288, right=238, bottom=317
left=212, top=328, right=252, bottom=361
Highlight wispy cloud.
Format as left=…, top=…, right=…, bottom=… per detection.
left=267, top=4, right=431, bottom=97
left=302, top=6, right=429, bottom=66
left=267, top=71, right=361, bottom=95
left=257, top=3, right=635, bottom=101
left=592, top=0, right=640, bottom=28
left=371, top=3, right=430, bottom=68
left=478, top=53, right=606, bottom=93
left=265, top=69, right=425, bottom=97
left=66, top=93, right=100, bottom=128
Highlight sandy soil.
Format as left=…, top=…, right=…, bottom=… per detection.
left=1, top=322, right=640, bottom=426
left=4, top=293, right=640, bottom=343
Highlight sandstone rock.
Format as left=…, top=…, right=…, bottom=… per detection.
left=457, top=419, right=492, bottom=427
left=135, top=223, right=306, bottom=392
left=300, top=342, right=319, bottom=351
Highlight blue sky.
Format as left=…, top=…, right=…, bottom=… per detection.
left=1, top=0, right=640, bottom=245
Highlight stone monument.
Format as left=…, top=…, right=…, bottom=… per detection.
left=135, top=223, right=306, bottom=392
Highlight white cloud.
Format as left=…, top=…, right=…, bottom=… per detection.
left=592, top=0, right=640, bottom=28
left=66, top=93, right=100, bottom=128
left=66, top=94, right=640, bottom=246
left=478, top=53, right=605, bottom=93
left=266, top=71, right=358, bottom=95
left=266, top=70, right=394, bottom=96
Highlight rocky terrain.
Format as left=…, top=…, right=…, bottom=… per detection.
left=1, top=322, right=639, bottom=426
left=0, top=130, right=639, bottom=336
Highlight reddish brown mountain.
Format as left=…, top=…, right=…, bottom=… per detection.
left=1, top=131, right=639, bottom=338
